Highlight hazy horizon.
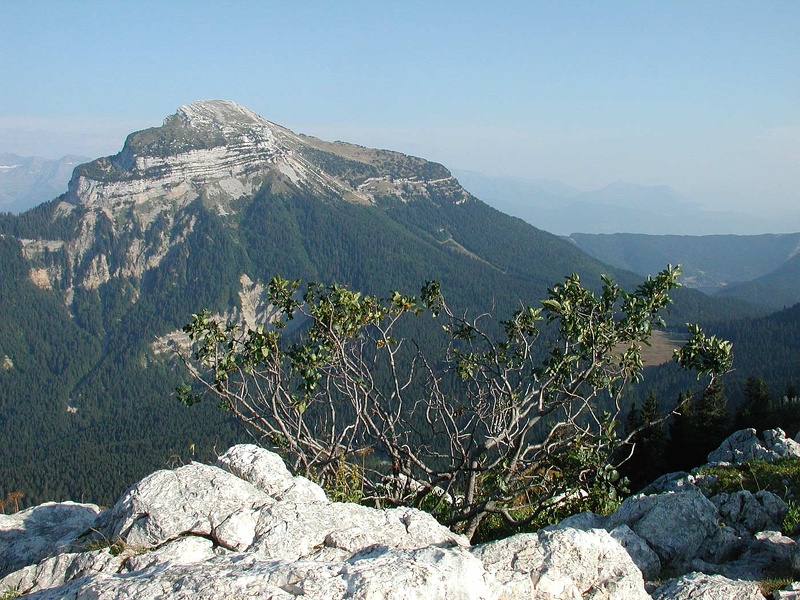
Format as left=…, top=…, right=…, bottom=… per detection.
left=2, top=2, right=797, bottom=220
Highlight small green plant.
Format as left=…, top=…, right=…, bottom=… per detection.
left=0, top=587, right=22, bottom=600
left=327, top=455, right=364, bottom=504
left=82, top=530, right=146, bottom=557
left=697, top=457, right=800, bottom=500
left=758, top=575, right=794, bottom=597
left=782, top=499, right=800, bottom=536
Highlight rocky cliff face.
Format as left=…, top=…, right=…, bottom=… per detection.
left=3, top=429, right=800, bottom=599
left=24, top=99, right=470, bottom=306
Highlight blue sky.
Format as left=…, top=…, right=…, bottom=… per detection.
left=1, top=1, right=798, bottom=214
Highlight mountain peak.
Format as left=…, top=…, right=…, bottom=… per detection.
left=175, top=100, right=267, bottom=128
left=65, top=100, right=467, bottom=215
left=121, top=100, right=281, bottom=160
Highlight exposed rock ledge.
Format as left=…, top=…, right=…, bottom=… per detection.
left=2, top=431, right=800, bottom=599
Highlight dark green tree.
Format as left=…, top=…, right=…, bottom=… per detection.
left=622, top=392, right=668, bottom=490
left=735, top=376, right=773, bottom=431
left=696, top=382, right=730, bottom=450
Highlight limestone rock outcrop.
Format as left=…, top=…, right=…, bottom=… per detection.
left=0, top=502, right=101, bottom=579
left=4, top=431, right=800, bottom=598
left=707, top=427, right=800, bottom=465
left=0, top=445, right=647, bottom=599
left=650, top=572, right=763, bottom=600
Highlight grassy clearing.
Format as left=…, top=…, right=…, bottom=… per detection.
left=640, top=331, right=685, bottom=367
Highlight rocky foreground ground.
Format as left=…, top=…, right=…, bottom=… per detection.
left=3, top=428, right=800, bottom=599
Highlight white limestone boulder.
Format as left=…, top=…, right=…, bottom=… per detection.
left=248, top=501, right=467, bottom=562
left=707, top=427, right=800, bottom=465
left=0, top=549, right=122, bottom=597
left=473, top=527, right=650, bottom=600
left=216, top=443, right=329, bottom=503
left=651, top=571, right=762, bottom=600
left=21, top=545, right=491, bottom=600
left=105, top=461, right=271, bottom=548
left=0, top=501, right=101, bottom=578
left=764, top=428, right=800, bottom=459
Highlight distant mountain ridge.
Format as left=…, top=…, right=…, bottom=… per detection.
left=717, top=252, right=800, bottom=311
left=570, top=232, right=800, bottom=310
left=0, top=153, right=90, bottom=214
left=456, top=171, right=800, bottom=236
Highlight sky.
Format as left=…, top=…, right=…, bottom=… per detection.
left=1, top=1, right=798, bottom=216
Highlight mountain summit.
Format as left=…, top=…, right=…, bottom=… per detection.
left=38, top=100, right=471, bottom=297
left=67, top=99, right=467, bottom=214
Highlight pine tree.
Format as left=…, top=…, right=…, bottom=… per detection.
left=623, top=392, right=668, bottom=489
left=735, top=377, right=773, bottom=431
left=694, top=382, right=730, bottom=459
left=668, top=392, right=697, bottom=472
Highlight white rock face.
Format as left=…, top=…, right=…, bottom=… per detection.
left=10, top=433, right=800, bottom=599
left=24, top=99, right=471, bottom=311
left=216, top=443, right=329, bottom=503
left=474, top=528, right=650, bottom=600
left=651, top=572, right=763, bottom=600
left=707, top=427, right=800, bottom=465
left=1, top=445, right=651, bottom=600
left=65, top=101, right=293, bottom=214
left=0, top=502, right=101, bottom=578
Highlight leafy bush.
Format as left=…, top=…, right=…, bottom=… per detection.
left=178, top=265, right=730, bottom=540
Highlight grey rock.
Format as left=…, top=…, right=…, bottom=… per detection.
left=775, top=581, right=800, bottom=599
left=605, top=489, right=729, bottom=570
left=711, top=489, right=788, bottom=535
left=0, top=502, right=101, bottom=578
left=639, top=472, right=697, bottom=495
left=707, top=428, right=771, bottom=465
left=688, top=530, right=798, bottom=581
left=474, top=527, right=650, bottom=599
left=217, top=443, right=329, bottom=504
left=652, top=571, right=762, bottom=600
left=734, top=530, right=798, bottom=579
left=542, top=510, right=603, bottom=531
left=609, top=524, right=662, bottom=580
